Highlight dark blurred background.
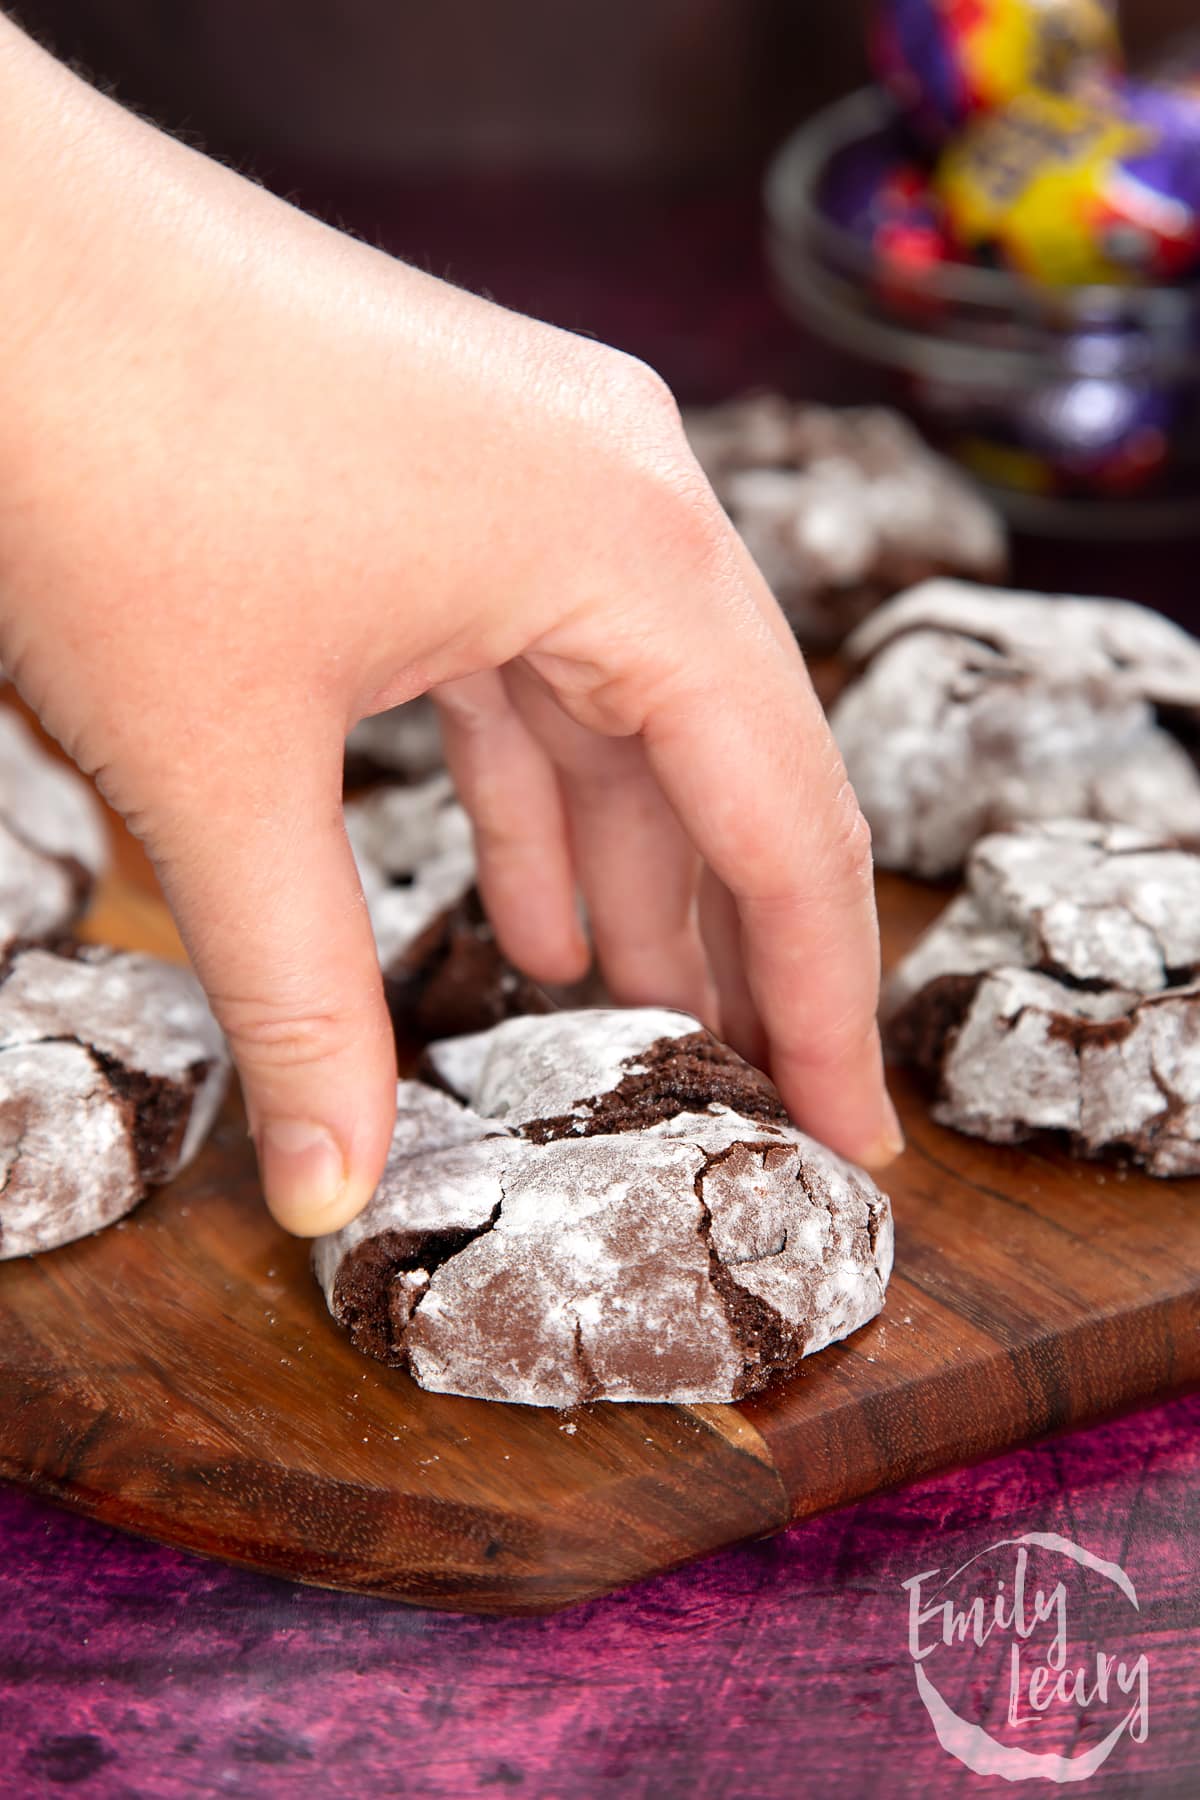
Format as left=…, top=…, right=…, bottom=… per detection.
left=12, top=2, right=1195, bottom=180
left=11, top=1, right=1200, bottom=610
left=13, top=0, right=886, bottom=403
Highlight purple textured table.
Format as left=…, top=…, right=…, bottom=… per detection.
left=2, top=1397, right=1198, bottom=1797
left=4, top=171, right=1200, bottom=1797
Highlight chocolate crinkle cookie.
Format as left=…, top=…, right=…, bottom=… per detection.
left=0, top=944, right=229, bottom=1257
left=884, top=820, right=1200, bottom=1176
left=314, top=1009, right=892, bottom=1405
left=0, top=708, right=108, bottom=958
left=346, top=774, right=553, bottom=1044
left=832, top=579, right=1200, bottom=880
left=344, top=696, right=444, bottom=788
left=683, top=395, right=1007, bottom=649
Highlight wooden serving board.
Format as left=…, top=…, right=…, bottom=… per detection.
left=1, top=867, right=1199, bottom=1615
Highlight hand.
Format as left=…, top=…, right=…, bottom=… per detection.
left=0, top=20, right=902, bottom=1236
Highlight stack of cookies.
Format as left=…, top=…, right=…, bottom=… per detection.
left=830, top=577, right=1200, bottom=1176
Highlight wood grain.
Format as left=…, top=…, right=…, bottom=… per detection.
left=0, top=860, right=1198, bottom=1612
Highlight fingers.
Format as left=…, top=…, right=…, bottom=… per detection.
left=737, top=865, right=898, bottom=1168
left=455, top=452, right=901, bottom=1168
left=144, top=742, right=398, bottom=1236
left=509, top=466, right=901, bottom=1169
left=434, top=671, right=589, bottom=986
left=640, top=605, right=902, bottom=1166
left=503, top=663, right=718, bottom=1024
left=514, top=464, right=900, bottom=1167
left=698, top=868, right=766, bottom=1071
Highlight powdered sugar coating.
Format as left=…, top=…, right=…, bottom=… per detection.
left=345, top=774, right=475, bottom=968
left=887, top=820, right=1200, bottom=1016
left=404, top=1131, right=741, bottom=1407
left=425, top=1008, right=698, bottom=1127
left=316, top=1010, right=891, bottom=1405
left=0, top=710, right=108, bottom=954
left=0, top=946, right=230, bottom=1258
left=345, top=696, right=445, bottom=782
left=310, top=1090, right=502, bottom=1305
left=885, top=820, right=1200, bottom=1174
left=0, top=1042, right=139, bottom=1256
left=0, top=947, right=227, bottom=1077
left=685, top=399, right=1006, bottom=648
left=833, top=581, right=1200, bottom=879
left=666, top=1113, right=895, bottom=1356
left=0, top=710, right=107, bottom=875
left=0, top=823, right=81, bottom=954
left=848, top=578, right=1200, bottom=704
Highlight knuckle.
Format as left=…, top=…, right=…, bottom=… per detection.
left=589, top=351, right=719, bottom=513
left=625, top=451, right=732, bottom=586
left=211, top=995, right=356, bottom=1074
left=599, top=348, right=682, bottom=431
left=826, top=781, right=875, bottom=888
left=558, top=343, right=739, bottom=611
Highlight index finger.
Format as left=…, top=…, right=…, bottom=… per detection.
left=638, top=534, right=903, bottom=1170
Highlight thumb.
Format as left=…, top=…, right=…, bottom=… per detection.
left=146, top=751, right=398, bottom=1237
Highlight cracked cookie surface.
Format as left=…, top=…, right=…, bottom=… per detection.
left=345, top=774, right=552, bottom=1043
left=314, top=1010, right=892, bottom=1405
left=0, top=944, right=230, bottom=1257
left=884, top=820, right=1200, bottom=1174
left=831, top=579, right=1200, bottom=879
